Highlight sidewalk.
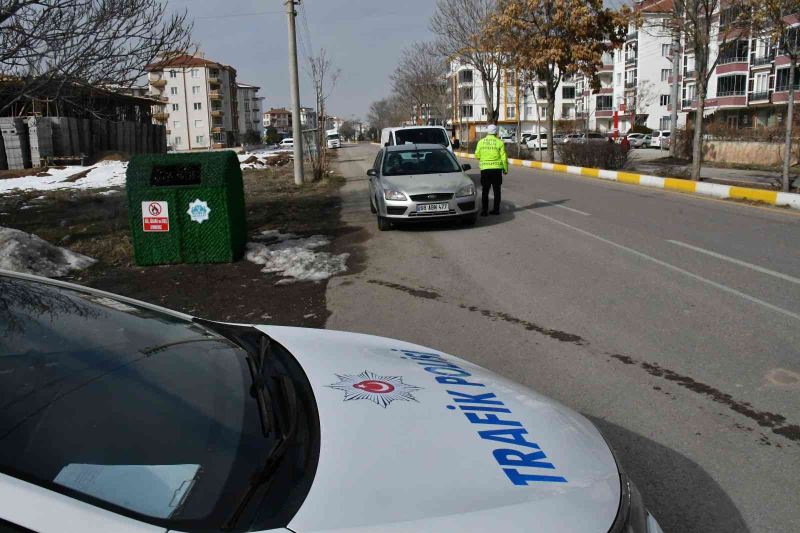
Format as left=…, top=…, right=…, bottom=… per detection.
left=624, top=149, right=789, bottom=189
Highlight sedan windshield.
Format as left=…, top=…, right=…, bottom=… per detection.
left=0, top=276, right=318, bottom=531
left=382, top=148, right=462, bottom=176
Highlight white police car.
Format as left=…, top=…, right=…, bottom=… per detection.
left=0, top=271, right=663, bottom=532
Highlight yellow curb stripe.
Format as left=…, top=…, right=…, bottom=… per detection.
left=729, top=187, right=778, bottom=204
left=664, top=178, right=697, bottom=193
left=552, top=164, right=568, bottom=173
left=616, top=172, right=641, bottom=185
left=581, top=167, right=600, bottom=178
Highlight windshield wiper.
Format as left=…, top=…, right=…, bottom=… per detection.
left=223, top=374, right=298, bottom=531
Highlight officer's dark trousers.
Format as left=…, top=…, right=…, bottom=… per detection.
left=480, top=168, right=502, bottom=213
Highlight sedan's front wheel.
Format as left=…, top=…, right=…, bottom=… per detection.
left=377, top=216, right=392, bottom=231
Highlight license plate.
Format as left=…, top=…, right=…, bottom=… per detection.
left=416, top=202, right=449, bottom=213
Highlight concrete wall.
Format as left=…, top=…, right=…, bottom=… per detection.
left=700, top=140, right=799, bottom=166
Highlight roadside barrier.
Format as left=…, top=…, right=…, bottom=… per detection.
left=454, top=151, right=800, bottom=211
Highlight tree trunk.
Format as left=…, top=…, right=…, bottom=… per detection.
left=546, top=96, right=555, bottom=163
left=480, top=78, right=496, bottom=125
left=691, top=88, right=705, bottom=181
left=669, top=29, right=681, bottom=158
left=782, top=57, right=795, bottom=192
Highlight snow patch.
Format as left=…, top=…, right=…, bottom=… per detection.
left=0, top=160, right=128, bottom=194
left=245, top=231, right=348, bottom=284
left=0, top=226, right=96, bottom=277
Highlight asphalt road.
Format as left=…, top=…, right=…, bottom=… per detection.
left=326, top=143, right=800, bottom=533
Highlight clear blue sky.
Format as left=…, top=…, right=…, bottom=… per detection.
left=167, top=0, right=438, bottom=121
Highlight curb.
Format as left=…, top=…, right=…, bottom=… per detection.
left=455, top=151, right=800, bottom=211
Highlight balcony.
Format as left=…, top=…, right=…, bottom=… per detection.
left=717, top=56, right=749, bottom=65
left=625, top=56, right=637, bottom=66
left=749, top=91, right=770, bottom=102
left=752, top=55, right=774, bottom=67
left=716, top=90, right=746, bottom=97
left=624, top=81, right=637, bottom=89
left=682, top=99, right=696, bottom=108
left=209, top=91, right=223, bottom=100
left=153, top=112, right=169, bottom=122
left=211, top=109, right=224, bottom=118
left=684, top=69, right=696, bottom=79
left=211, top=126, right=224, bottom=133
left=149, top=78, right=167, bottom=88
left=626, top=31, right=638, bottom=42
left=599, top=63, right=614, bottom=73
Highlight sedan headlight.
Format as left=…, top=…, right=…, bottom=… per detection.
left=456, top=184, right=475, bottom=198
left=383, top=189, right=407, bottom=201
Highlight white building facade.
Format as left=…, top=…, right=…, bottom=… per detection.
left=148, top=54, right=239, bottom=150
left=236, top=83, right=264, bottom=141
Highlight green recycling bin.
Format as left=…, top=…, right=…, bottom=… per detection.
left=126, top=151, right=247, bottom=266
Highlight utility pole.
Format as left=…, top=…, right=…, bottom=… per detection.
left=669, top=20, right=681, bottom=158
left=286, top=0, right=304, bottom=184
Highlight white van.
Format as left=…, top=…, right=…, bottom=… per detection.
left=326, top=131, right=341, bottom=149
left=380, top=126, right=454, bottom=153
left=650, top=130, right=671, bottom=148
left=279, top=138, right=294, bottom=149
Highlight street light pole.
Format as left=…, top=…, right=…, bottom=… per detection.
left=286, top=0, right=304, bottom=184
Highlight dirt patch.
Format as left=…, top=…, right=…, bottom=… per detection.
left=0, top=164, right=345, bottom=328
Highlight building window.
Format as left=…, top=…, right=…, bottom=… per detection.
left=191, top=69, right=199, bottom=78
left=506, top=106, right=516, bottom=118
left=193, top=102, right=202, bottom=110
left=716, top=74, right=747, bottom=96
left=169, top=70, right=177, bottom=78
left=661, top=69, right=670, bottom=82
left=458, top=70, right=473, bottom=84
left=525, top=105, right=533, bottom=116
left=192, top=86, right=200, bottom=95
left=460, top=86, right=473, bottom=100
left=539, top=106, right=547, bottom=118
left=194, top=120, right=203, bottom=128
left=776, top=66, right=800, bottom=91
left=460, top=105, right=473, bottom=118
left=562, top=86, right=575, bottom=99
left=173, top=120, right=181, bottom=128
left=172, top=103, right=179, bottom=111
left=617, top=73, right=622, bottom=85
left=753, top=72, right=769, bottom=94
left=661, top=44, right=671, bottom=57
left=596, top=95, right=613, bottom=110
left=660, top=116, right=671, bottom=130
left=660, top=94, right=671, bottom=106
left=170, top=87, right=178, bottom=95
left=481, top=107, right=487, bottom=117
left=537, top=87, right=546, bottom=100
left=173, top=136, right=182, bottom=145
left=196, top=135, right=205, bottom=144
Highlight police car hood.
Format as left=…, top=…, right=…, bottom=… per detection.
left=258, top=326, right=621, bottom=533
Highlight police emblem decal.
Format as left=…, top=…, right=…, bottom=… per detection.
left=327, top=371, right=422, bottom=407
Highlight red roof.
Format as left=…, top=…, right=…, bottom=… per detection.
left=147, top=53, right=229, bottom=71
left=637, top=0, right=673, bottom=13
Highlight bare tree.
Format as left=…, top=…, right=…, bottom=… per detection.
left=430, top=0, right=503, bottom=125
left=391, top=41, right=449, bottom=125
left=367, top=96, right=408, bottom=138
left=669, top=0, right=746, bottom=180
left=0, top=0, right=193, bottom=115
left=306, top=48, right=340, bottom=181
left=633, top=80, right=658, bottom=123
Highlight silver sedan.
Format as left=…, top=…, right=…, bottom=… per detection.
left=367, top=144, right=479, bottom=231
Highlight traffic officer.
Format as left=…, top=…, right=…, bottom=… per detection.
left=474, top=124, right=508, bottom=215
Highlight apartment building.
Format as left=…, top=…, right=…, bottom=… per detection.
left=147, top=53, right=239, bottom=150
left=263, top=108, right=292, bottom=135
left=236, top=83, right=265, bottom=140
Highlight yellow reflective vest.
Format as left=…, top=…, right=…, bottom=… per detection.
left=474, top=134, right=508, bottom=172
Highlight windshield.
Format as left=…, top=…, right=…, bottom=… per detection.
left=394, top=128, right=448, bottom=147
left=327, top=134, right=339, bottom=140
left=0, top=276, right=318, bottom=531
left=382, top=148, right=462, bottom=176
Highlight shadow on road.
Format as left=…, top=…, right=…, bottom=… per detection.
left=589, top=416, right=750, bottom=533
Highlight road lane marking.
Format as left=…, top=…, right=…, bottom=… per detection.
left=523, top=210, right=800, bottom=322
left=536, top=198, right=591, bottom=216
left=667, top=240, right=800, bottom=286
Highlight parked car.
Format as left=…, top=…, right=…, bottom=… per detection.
left=525, top=133, right=549, bottom=150
left=520, top=133, right=533, bottom=145
left=627, top=133, right=648, bottom=148
left=0, top=271, right=664, bottom=533
left=279, top=137, right=294, bottom=149
left=552, top=133, right=567, bottom=145
left=368, top=143, right=479, bottom=230
left=562, top=133, right=584, bottom=144
left=381, top=126, right=454, bottom=153
left=649, top=130, right=671, bottom=149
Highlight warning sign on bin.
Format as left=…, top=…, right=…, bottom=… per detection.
left=142, top=201, right=170, bottom=232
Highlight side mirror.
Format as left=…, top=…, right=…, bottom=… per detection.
left=461, top=164, right=471, bottom=171
left=366, top=168, right=378, bottom=177
left=452, top=139, right=461, bottom=149
left=384, top=142, right=390, bottom=147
